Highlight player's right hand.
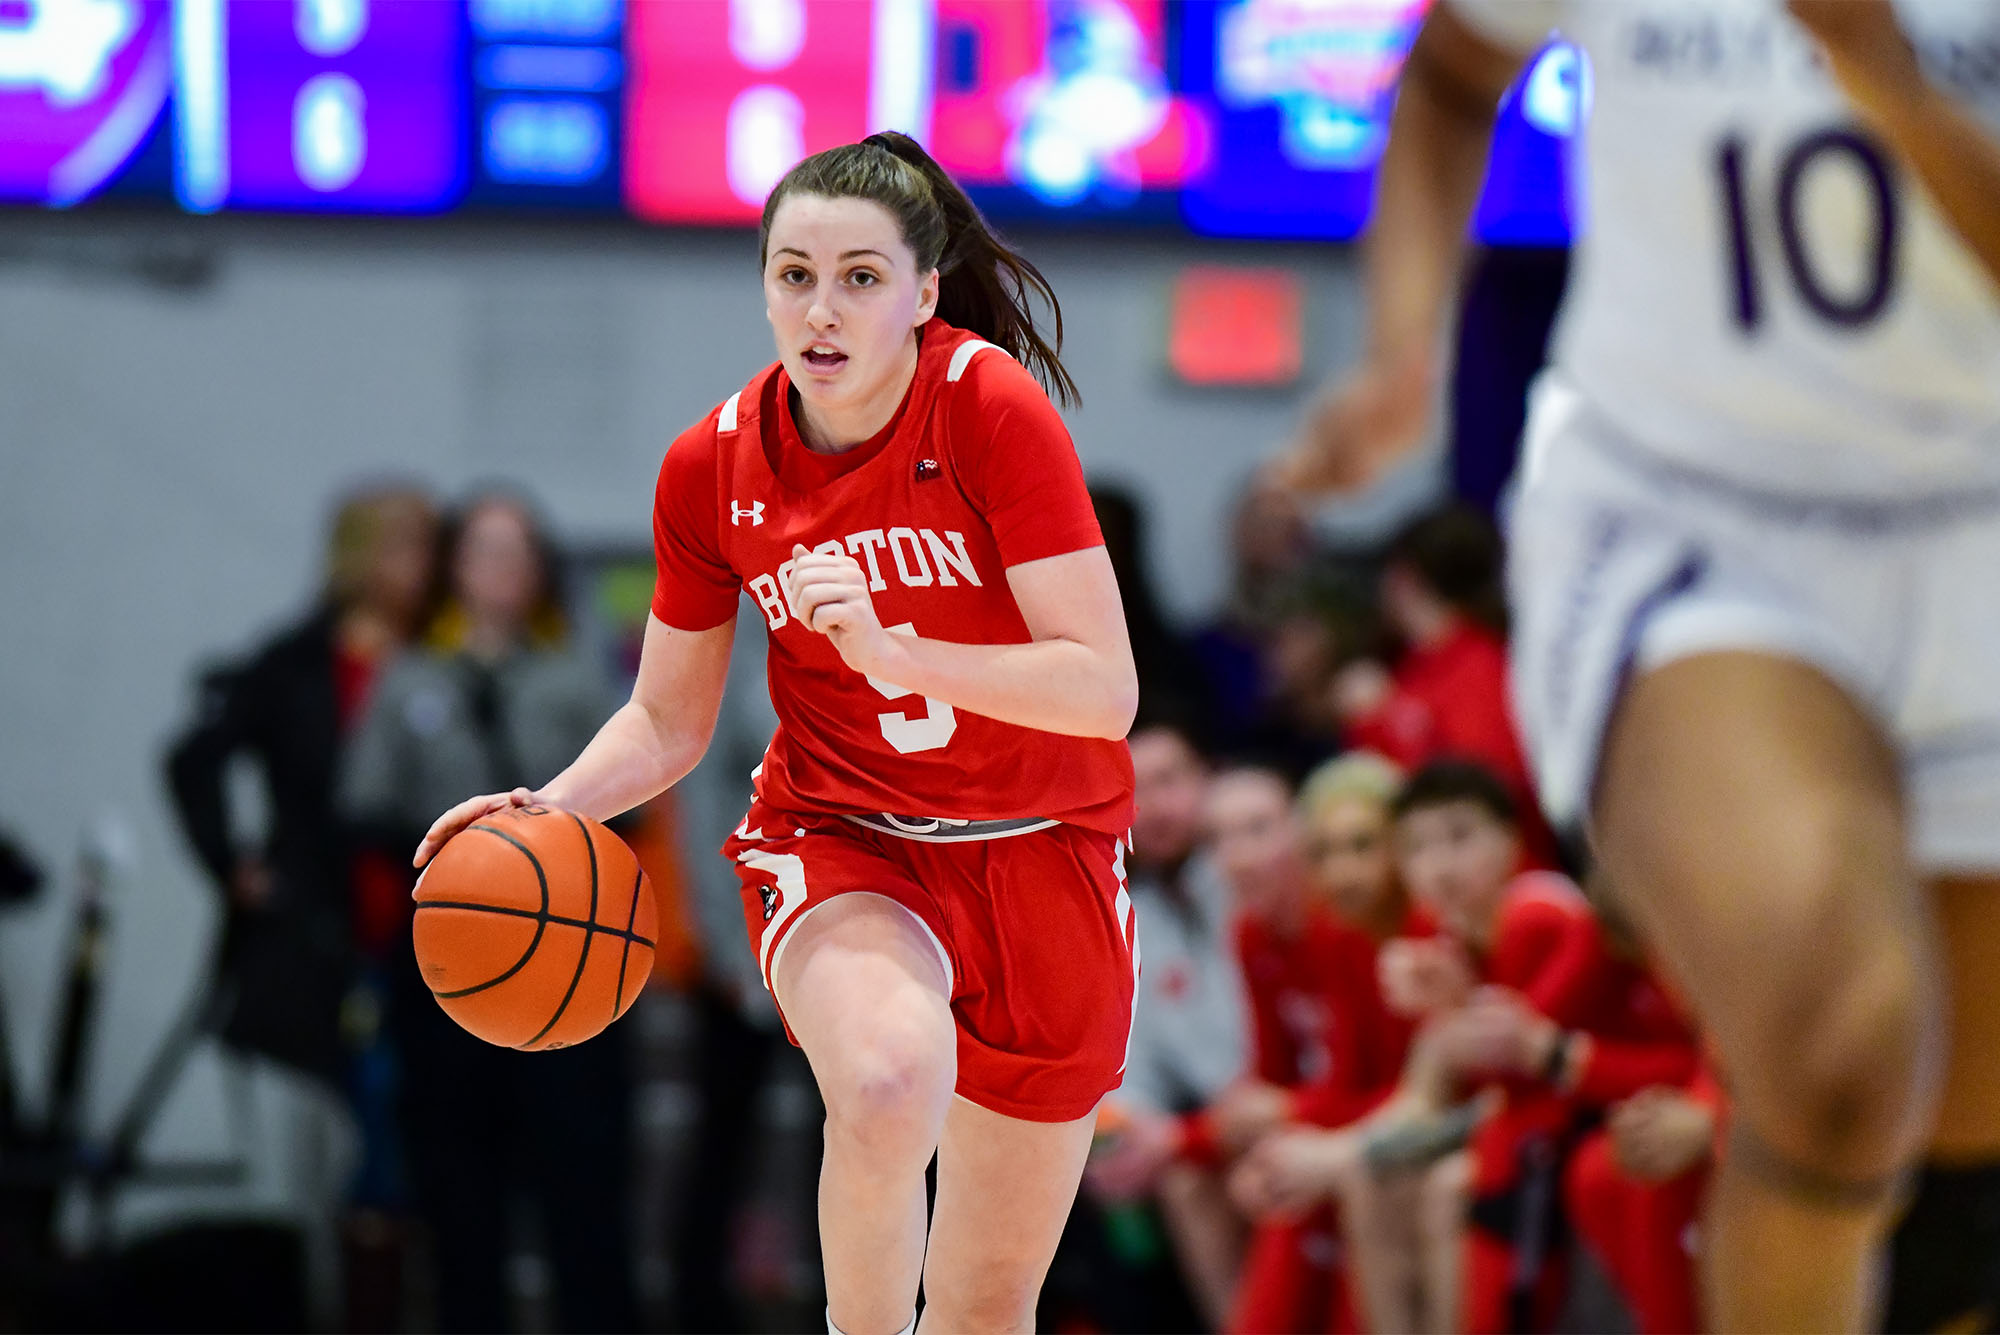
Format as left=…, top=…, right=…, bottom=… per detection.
left=414, top=788, right=542, bottom=870
left=1268, top=348, right=1435, bottom=496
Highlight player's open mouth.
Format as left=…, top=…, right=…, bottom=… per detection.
left=802, top=347, right=848, bottom=373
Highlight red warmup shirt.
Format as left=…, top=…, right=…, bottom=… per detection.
left=1464, top=874, right=1702, bottom=1195
left=1180, top=902, right=1425, bottom=1161
left=651, top=318, right=1134, bottom=834
left=1345, top=621, right=1558, bottom=865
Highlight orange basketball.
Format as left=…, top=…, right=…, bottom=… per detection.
left=413, top=804, right=656, bottom=1050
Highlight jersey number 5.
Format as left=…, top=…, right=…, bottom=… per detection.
left=1715, top=127, right=1900, bottom=334
left=866, top=623, right=956, bottom=754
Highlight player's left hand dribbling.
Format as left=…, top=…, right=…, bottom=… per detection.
left=784, top=544, right=888, bottom=671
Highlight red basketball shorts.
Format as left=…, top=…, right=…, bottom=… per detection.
left=723, top=799, right=1139, bottom=1123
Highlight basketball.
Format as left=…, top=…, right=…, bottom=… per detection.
left=413, top=804, right=656, bottom=1050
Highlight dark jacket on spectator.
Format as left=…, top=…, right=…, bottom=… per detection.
left=166, top=608, right=356, bottom=1086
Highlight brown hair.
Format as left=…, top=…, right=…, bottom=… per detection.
left=758, top=131, right=1080, bottom=408
left=427, top=488, right=569, bottom=651
left=322, top=483, right=437, bottom=609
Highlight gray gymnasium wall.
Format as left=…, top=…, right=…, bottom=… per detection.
left=0, top=212, right=1438, bottom=1168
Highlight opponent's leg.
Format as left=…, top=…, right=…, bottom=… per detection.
left=1593, top=652, right=1945, bottom=1332
left=918, top=1096, right=1098, bottom=1334
left=776, top=893, right=957, bottom=1335
left=1886, top=875, right=2000, bottom=1332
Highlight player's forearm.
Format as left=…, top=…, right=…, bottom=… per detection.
left=1851, top=74, right=2000, bottom=293
left=539, top=698, right=711, bottom=820
left=870, top=634, right=1138, bottom=741
left=1364, top=20, right=1509, bottom=362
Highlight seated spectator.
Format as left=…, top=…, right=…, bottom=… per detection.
left=1221, top=754, right=1440, bottom=1335
left=1330, top=506, right=1558, bottom=867
left=1235, top=761, right=1609, bottom=1332
left=1092, top=718, right=1250, bottom=1327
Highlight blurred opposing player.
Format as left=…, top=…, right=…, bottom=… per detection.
left=416, top=132, right=1139, bottom=1335
left=1279, top=2, right=2000, bottom=1329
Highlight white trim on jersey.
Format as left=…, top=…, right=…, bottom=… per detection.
left=719, top=390, right=742, bottom=433
left=946, top=339, right=1003, bottom=383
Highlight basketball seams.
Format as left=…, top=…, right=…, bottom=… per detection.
left=413, top=898, right=656, bottom=949
left=520, top=811, right=601, bottom=1048
left=427, top=823, right=552, bottom=999
left=613, top=861, right=643, bottom=1019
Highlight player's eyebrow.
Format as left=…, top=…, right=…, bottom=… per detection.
left=771, top=247, right=889, bottom=262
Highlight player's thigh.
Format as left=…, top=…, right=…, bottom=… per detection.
left=775, top=891, right=956, bottom=1129
left=1928, top=875, right=2000, bottom=1160
left=922, top=1095, right=1098, bottom=1321
left=1594, top=651, right=1941, bottom=1163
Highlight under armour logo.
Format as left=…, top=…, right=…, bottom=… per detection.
left=732, top=501, right=765, bottom=526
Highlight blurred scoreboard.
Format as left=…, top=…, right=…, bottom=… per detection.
left=0, top=0, right=1584, bottom=241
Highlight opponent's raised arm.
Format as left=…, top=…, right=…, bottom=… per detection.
left=785, top=542, right=1138, bottom=741
left=1789, top=0, right=2000, bottom=291
left=1275, top=5, right=1531, bottom=494
left=414, top=614, right=735, bottom=866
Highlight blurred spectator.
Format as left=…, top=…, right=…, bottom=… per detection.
left=1092, top=485, right=1217, bottom=740
left=1331, top=506, right=1558, bottom=867
left=164, top=482, right=438, bottom=1327
left=167, top=483, right=438, bottom=1087
left=340, top=489, right=638, bottom=1334
left=1378, top=762, right=1701, bottom=1334
left=1092, top=719, right=1248, bottom=1328
left=1188, top=482, right=1316, bottom=753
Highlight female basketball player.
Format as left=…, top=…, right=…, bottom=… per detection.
left=413, top=133, right=1139, bottom=1335
left=1278, top=2, right=2000, bottom=1329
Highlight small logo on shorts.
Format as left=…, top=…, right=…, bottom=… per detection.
left=915, top=457, right=941, bottom=482
left=758, top=882, right=779, bottom=922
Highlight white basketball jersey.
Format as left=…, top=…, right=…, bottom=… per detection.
left=1450, top=0, right=2000, bottom=499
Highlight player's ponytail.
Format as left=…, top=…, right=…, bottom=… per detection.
left=758, top=132, right=1081, bottom=408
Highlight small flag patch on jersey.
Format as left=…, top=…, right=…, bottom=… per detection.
left=915, top=458, right=941, bottom=482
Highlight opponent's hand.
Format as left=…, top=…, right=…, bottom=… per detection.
left=1786, top=0, right=1922, bottom=112
left=1266, top=348, right=1435, bottom=496
left=1229, top=1128, right=1362, bottom=1219
left=1609, top=1087, right=1717, bottom=1182
left=413, top=787, right=542, bottom=869
left=784, top=544, right=891, bottom=674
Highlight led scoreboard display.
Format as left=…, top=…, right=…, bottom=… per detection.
left=0, top=0, right=1584, bottom=242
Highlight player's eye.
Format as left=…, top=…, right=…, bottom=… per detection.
left=847, top=268, right=879, bottom=287
left=781, top=267, right=810, bottom=285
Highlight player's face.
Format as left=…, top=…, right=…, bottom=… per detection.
left=1206, top=770, right=1307, bottom=922
left=1130, top=727, right=1206, bottom=865
left=1394, top=800, right=1519, bottom=945
left=763, top=194, right=940, bottom=426
left=1304, top=794, right=1397, bottom=927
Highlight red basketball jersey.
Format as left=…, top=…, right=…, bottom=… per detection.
left=651, top=318, right=1136, bottom=835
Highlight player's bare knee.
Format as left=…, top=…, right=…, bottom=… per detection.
left=1741, top=941, right=1938, bottom=1178
left=925, top=1270, right=1040, bottom=1335
left=823, top=1021, right=954, bottom=1161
